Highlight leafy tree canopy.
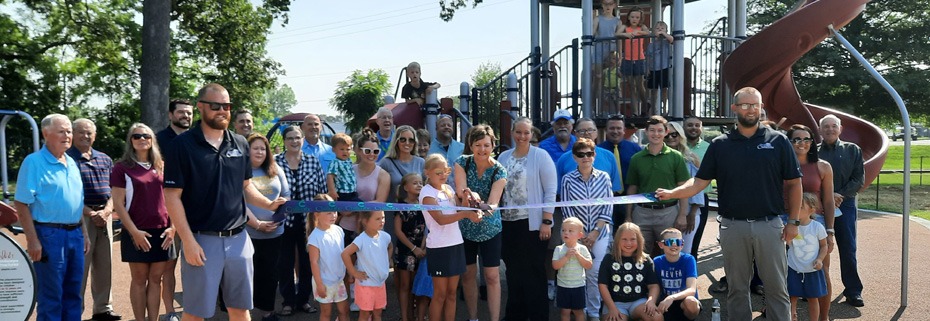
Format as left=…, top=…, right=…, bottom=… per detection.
left=439, top=0, right=483, bottom=21
left=747, top=0, right=930, bottom=124
left=329, top=69, right=392, bottom=133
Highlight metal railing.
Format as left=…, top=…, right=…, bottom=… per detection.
left=686, top=34, right=742, bottom=119
left=470, top=54, right=535, bottom=132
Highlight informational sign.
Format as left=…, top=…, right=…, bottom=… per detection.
left=0, top=231, right=35, bottom=321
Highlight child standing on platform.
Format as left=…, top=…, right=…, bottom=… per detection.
left=343, top=211, right=393, bottom=321
left=618, top=8, right=650, bottom=115
left=599, top=222, right=662, bottom=321
left=394, top=173, right=429, bottom=321
left=553, top=217, right=594, bottom=321
left=788, top=193, right=829, bottom=321
left=646, top=21, right=674, bottom=113
left=307, top=194, right=350, bottom=321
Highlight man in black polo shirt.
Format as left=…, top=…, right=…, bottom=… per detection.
left=164, top=83, right=285, bottom=321
left=155, top=99, right=194, bottom=148
left=656, top=87, right=802, bottom=321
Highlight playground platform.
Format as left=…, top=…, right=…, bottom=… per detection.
left=11, top=209, right=930, bottom=321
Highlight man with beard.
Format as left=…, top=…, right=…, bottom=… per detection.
left=301, top=113, right=335, bottom=172
left=656, top=87, right=802, bottom=321
left=233, top=109, right=254, bottom=137
left=163, top=83, right=286, bottom=321
left=818, top=114, right=865, bottom=307
left=683, top=116, right=710, bottom=257
left=555, top=117, right=623, bottom=195
left=540, top=109, right=577, bottom=162
left=66, top=119, right=121, bottom=321
left=428, top=114, right=465, bottom=186
left=156, top=99, right=194, bottom=147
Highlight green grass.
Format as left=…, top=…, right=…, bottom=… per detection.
left=872, top=145, right=930, bottom=186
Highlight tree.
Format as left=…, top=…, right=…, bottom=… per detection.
left=264, top=84, right=298, bottom=117
left=439, top=0, right=483, bottom=21
left=329, top=69, right=392, bottom=133
left=747, top=0, right=930, bottom=123
left=140, top=0, right=171, bottom=130
left=471, top=61, right=503, bottom=133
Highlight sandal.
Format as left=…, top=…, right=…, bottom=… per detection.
left=302, top=302, right=318, bottom=313
left=279, top=306, right=294, bottom=316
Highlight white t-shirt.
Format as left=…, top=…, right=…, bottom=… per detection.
left=787, top=220, right=827, bottom=273
left=307, top=225, right=346, bottom=286
left=353, top=230, right=392, bottom=286
left=419, top=183, right=464, bottom=248
left=553, top=243, right=591, bottom=288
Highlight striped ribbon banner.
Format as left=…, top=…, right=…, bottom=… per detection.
left=280, top=193, right=660, bottom=214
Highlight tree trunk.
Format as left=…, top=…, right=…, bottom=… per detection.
left=140, top=0, right=171, bottom=129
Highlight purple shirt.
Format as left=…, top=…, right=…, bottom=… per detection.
left=111, top=162, right=170, bottom=230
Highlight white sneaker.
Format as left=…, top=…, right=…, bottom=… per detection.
left=350, top=302, right=360, bottom=312
left=161, top=312, right=181, bottom=321
left=548, top=284, right=556, bottom=301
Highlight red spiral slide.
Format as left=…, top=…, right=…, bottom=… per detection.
left=722, top=0, right=886, bottom=189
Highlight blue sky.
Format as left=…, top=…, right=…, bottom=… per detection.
left=268, top=0, right=728, bottom=116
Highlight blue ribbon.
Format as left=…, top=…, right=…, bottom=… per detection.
left=281, top=193, right=660, bottom=214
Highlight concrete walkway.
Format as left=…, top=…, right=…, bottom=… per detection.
left=10, top=209, right=930, bottom=320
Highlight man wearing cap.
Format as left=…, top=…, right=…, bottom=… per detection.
left=539, top=109, right=577, bottom=163
left=15, top=113, right=88, bottom=321
left=555, top=117, right=624, bottom=195
left=429, top=114, right=465, bottom=186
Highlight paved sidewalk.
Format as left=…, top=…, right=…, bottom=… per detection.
left=10, top=209, right=930, bottom=320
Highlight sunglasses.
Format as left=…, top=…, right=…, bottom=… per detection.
left=665, top=132, right=680, bottom=139
left=573, top=151, right=596, bottom=158
left=397, top=137, right=415, bottom=144
left=131, top=133, right=152, bottom=140
left=735, top=103, right=761, bottom=110
left=360, top=147, right=381, bottom=155
left=438, top=114, right=453, bottom=120
left=433, top=168, right=452, bottom=176
left=790, top=137, right=813, bottom=144
left=199, top=100, right=233, bottom=111
left=662, top=238, right=684, bottom=247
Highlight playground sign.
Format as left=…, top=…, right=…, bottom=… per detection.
left=0, top=230, right=35, bottom=321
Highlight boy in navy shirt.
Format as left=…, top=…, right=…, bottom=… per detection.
left=653, top=228, right=701, bottom=320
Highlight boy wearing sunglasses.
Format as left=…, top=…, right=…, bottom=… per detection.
left=653, top=228, right=701, bottom=320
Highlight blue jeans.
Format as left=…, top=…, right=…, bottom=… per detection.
left=34, top=225, right=85, bottom=321
left=835, top=199, right=863, bottom=296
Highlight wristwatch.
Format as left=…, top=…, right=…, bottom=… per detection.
left=541, top=219, right=554, bottom=225
left=826, top=228, right=836, bottom=235
left=787, top=219, right=801, bottom=226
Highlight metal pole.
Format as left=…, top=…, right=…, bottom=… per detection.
left=531, top=0, right=542, bottom=126
left=572, top=38, right=580, bottom=118
left=507, top=73, right=520, bottom=119
left=460, top=82, right=472, bottom=141
left=581, top=0, right=594, bottom=118
left=672, top=0, right=685, bottom=118
left=830, top=24, right=910, bottom=307
left=735, top=0, right=747, bottom=39
left=425, top=89, right=439, bottom=140
left=0, top=115, right=11, bottom=200
left=541, top=3, right=552, bottom=120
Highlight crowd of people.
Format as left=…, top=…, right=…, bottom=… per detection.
left=15, top=82, right=866, bottom=321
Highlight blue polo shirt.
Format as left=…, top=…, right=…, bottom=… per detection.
left=695, top=126, right=801, bottom=219
left=15, top=146, right=84, bottom=223
left=429, top=138, right=465, bottom=187
left=66, top=147, right=113, bottom=206
left=598, top=140, right=643, bottom=183
left=539, top=135, right=577, bottom=163
left=164, top=123, right=252, bottom=232
left=556, top=146, right=623, bottom=194
left=377, top=130, right=393, bottom=161
left=302, top=139, right=334, bottom=172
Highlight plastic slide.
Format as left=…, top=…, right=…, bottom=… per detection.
left=722, top=0, right=886, bottom=189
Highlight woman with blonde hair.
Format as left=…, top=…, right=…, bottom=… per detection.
left=664, top=121, right=704, bottom=251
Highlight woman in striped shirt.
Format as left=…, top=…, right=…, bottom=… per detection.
left=559, top=138, right=613, bottom=321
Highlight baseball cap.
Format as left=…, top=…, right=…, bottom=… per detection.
left=552, top=109, right=574, bottom=123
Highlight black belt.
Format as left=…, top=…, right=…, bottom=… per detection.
left=721, top=215, right=779, bottom=222
left=34, top=221, right=82, bottom=230
left=636, top=202, right=676, bottom=209
left=87, top=204, right=107, bottom=210
left=194, top=225, right=245, bottom=237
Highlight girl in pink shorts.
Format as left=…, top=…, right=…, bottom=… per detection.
left=343, top=211, right=393, bottom=321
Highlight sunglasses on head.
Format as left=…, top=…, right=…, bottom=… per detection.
left=438, top=114, right=453, bottom=120
left=573, top=151, right=596, bottom=158
left=397, top=137, right=415, bottom=144
left=662, top=238, right=684, bottom=247
left=360, top=147, right=381, bottom=155
left=790, top=137, right=813, bottom=144
left=665, top=132, right=680, bottom=139
left=198, top=100, right=233, bottom=111
left=131, top=133, right=152, bottom=140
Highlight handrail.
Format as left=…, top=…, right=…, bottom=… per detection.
left=830, top=24, right=911, bottom=307
left=474, top=54, right=533, bottom=92
left=516, top=44, right=574, bottom=83
left=392, top=67, right=407, bottom=100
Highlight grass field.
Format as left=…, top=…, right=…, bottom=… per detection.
left=864, top=145, right=930, bottom=220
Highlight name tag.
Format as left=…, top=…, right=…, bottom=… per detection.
left=757, top=143, right=774, bottom=150
left=226, top=148, right=243, bottom=157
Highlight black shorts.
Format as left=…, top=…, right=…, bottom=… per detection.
left=664, top=298, right=699, bottom=321
left=121, top=227, right=178, bottom=263
left=463, top=232, right=502, bottom=267
left=557, top=286, right=585, bottom=310
left=427, top=243, right=466, bottom=277
left=337, top=191, right=361, bottom=203
left=647, top=68, right=671, bottom=89
left=620, top=59, right=646, bottom=76
left=343, top=230, right=357, bottom=248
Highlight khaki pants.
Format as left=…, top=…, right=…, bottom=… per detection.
left=81, top=215, right=114, bottom=314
